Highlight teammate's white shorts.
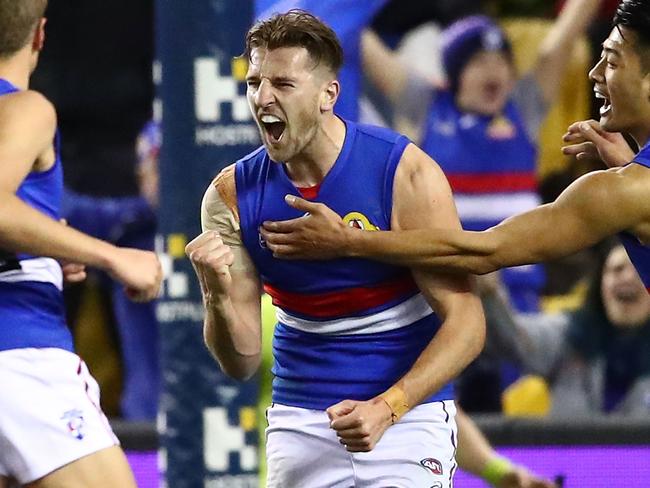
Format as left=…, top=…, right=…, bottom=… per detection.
left=266, top=400, right=457, bottom=488
left=0, top=348, right=119, bottom=484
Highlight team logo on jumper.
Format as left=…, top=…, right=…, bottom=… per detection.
left=420, top=458, right=443, bottom=475
left=342, top=212, right=379, bottom=231
left=61, top=409, right=85, bottom=440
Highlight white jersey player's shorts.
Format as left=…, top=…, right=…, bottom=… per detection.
left=266, top=400, right=457, bottom=488
left=0, top=348, right=119, bottom=484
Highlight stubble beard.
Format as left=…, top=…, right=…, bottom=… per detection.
left=273, top=114, right=321, bottom=163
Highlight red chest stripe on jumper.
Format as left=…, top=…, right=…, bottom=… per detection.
left=447, top=172, right=536, bottom=193
left=263, top=276, right=418, bottom=318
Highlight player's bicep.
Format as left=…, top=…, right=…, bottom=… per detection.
left=500, top=169, right=637, bottom=263
left=0, top=91, right=56, bottom=193
left=552, top=169, right=639, bottom=239
left=391, top=144, right=475, bottom=312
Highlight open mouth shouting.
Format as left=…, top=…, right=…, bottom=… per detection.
left=483, top=81, right=504, bottom=102
left=594, top=90, right=612, bottom=117
left=260, top=114, right=287, bottom=144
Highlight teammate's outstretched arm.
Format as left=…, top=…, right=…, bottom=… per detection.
left=186, top=169, right=263, bottom=380
left=325, top=145, right=485, bottom=452
left=0, top=90, right=161, bottom=301
left=262, top=162, right=650, bottom=274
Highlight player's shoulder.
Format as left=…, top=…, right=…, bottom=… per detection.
left=212, top=163, right=236, bottom=196
left=601, top=163, right=650, bottom=187
left=0, top=89, right=56, bottom=130
left=565, top=166, right=645, bottom=211
left=396, top=141, right=445, bottom=178
left=209, top=163, right=238, bottom=222
left=0, top=89, right=55, bottom=118
left=235, top=145, right=267, bottom=166
left=603, top=164, right=650, bottom=228
left=617, top=161, right=650, bottom=197
left=570, top=167, right=621, bottom=194
left=354, top=120, right=407, bottom=146
left=231, top=146, right=269, bottom=184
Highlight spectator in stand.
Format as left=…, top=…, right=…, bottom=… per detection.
left=480, top=242, right=650, bottom=417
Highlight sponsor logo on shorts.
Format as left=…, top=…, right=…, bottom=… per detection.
left=420, top=457, right=443, bottom=475
left=61, top=409, right=85, bottom=440
left=430, top=483, right=443, bottom=488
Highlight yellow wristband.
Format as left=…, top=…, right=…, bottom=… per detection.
left=481, top=456, right=514, bottom=487
left=378, top=385, right=409, bottom=423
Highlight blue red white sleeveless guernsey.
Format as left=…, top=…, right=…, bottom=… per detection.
left=236, top=119, right=453, bottom=410
left=620, top=142, right=650, bottom=293
left=420, top=90, right=538, bottom=231
left=0, top=78, right=71, bottom=352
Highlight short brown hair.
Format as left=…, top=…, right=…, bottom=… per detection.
left=244, top=9, right=343, bottom=75
left=0, top=0, right=48, bottom=58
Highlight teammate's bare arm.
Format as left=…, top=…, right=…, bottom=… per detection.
left=262, top=162, right=650, bottom=274
left=0, top=91, right=161, bottom=300
left=185, top=167, right=263, bottom=380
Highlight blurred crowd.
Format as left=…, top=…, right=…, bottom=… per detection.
left=36, top=0, right=650, bottom=426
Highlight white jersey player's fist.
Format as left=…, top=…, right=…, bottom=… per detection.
left=185, top=230, right=235, bottom=299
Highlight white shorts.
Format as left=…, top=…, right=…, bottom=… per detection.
left=0, top=348, right=119, bottom=484
left=266, top=400, right=457, bottom=488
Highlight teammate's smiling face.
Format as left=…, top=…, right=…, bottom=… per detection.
left=601, top=246, right=650, bottom=328
left=246, top=46, right=333, bottom=163
left=589, top=26, right=650, bottom=143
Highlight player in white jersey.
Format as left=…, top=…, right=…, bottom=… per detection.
left=0, top=1, right=162, bottom=486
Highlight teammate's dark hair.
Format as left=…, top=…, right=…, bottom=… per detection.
left=0, top=0, right=47, bottom=58
left=244, top=9, right=343, bottom=75
left=613, top=0, right=650, bottom=69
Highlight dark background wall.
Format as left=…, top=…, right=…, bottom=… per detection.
left=31, top=0, right=155, bottom=197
